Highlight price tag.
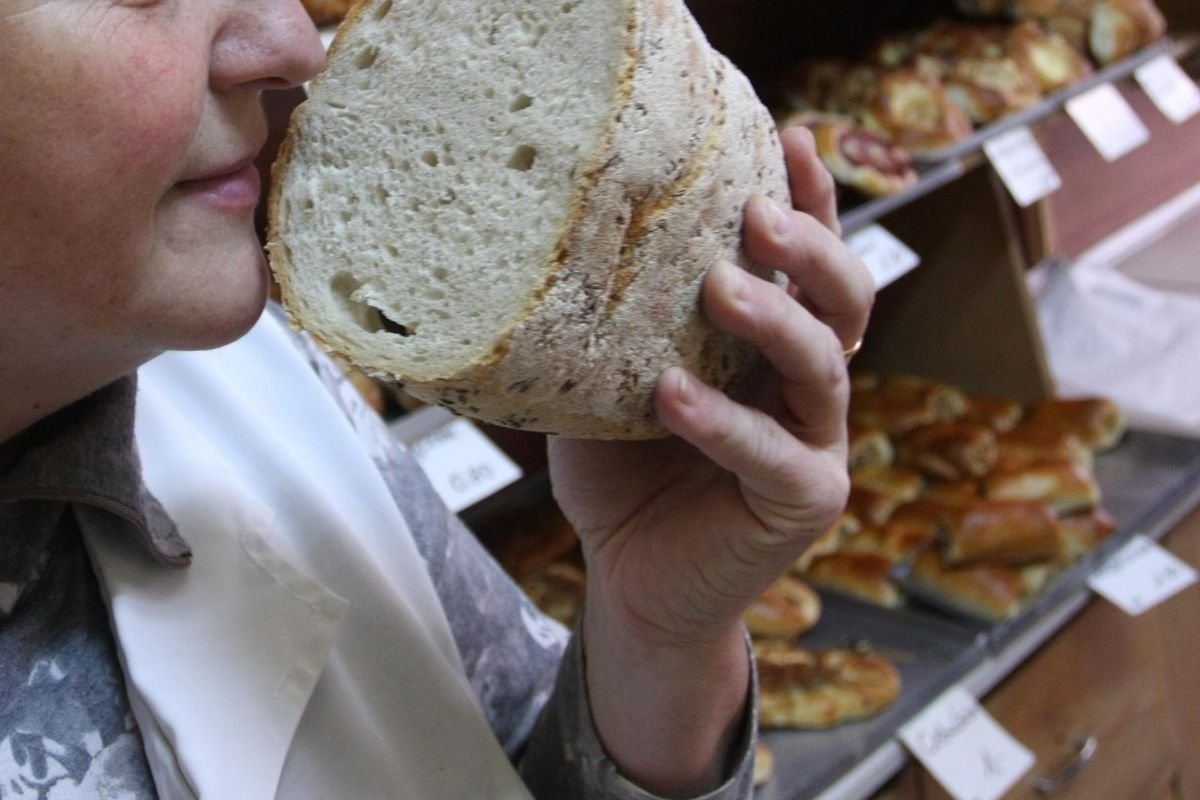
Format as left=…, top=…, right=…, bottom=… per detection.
left=1066, top=83, right=1150, bottom=162
left=846, top=224, right=921, bottom=289
left=899, top=686, right=1035, bottom=800
left=1087, top=534, right=1198, bottom=616
left=983, top=126, right=1062, bottom=208
left=400, top=413, right=523, bottom=513
left=1135, top=55, right=1200, bottom=124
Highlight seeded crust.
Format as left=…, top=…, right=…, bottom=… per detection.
left=269, top=0, right=790, bottom=439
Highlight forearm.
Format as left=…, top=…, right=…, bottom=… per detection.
left=583, top=598, right=751, bottom=798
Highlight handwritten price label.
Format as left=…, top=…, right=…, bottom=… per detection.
left=408, top=417, right=522, bottom=513
left=983, top=126, right=1062, bottom=208
left=899, top=686, right=1034, bottom=800
left=1087, top=534, right=1198, bottom=616
left=846, top=224, right=921, bottom=289
left=1066, top=83, right=1150, bottom=162
left=1136, top=55, right=1200, bottom=124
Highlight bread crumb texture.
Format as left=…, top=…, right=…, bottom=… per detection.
left=270, top=0, right=790, bottom=439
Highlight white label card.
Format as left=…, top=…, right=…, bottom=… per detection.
left=846, top=224, right=921, bottom=289
left=899, top=686, right=1035, bottom=800
left=407, top=418, right=523, bottom=513
left=1066, top=83, right=1151, bottom=162
left=1087, top=534, right=1198, bottom=616
left=983, top=126, right=1062, bottom=208
left=1135, top=55, right=1200, bottom=124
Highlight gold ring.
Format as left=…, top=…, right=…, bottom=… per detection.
left=843, top=338, right=863, bottom=362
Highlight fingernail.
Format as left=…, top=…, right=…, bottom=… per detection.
left=712, top=259, right=746, bottom=302
left=766, top=197, right=792, bottom=236
left=668, top=367, right=697, bottom=406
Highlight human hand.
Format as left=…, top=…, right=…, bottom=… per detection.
left=550, top=125, right=873, bottom=648
left=547, top=125, right=873, bottom=794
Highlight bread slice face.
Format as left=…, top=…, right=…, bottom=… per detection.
left=270, top=0, right=790, bottom=438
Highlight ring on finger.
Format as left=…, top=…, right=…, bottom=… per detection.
left=842, top=338, right=863, bottom=362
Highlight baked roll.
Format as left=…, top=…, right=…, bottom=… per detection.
left=806, top=551, right=905, bottom=608
left=880, top=375, right=970, bottom=420
left=1025, top=397, right=1126, bottom=451
left=847, top=486, right=904, bottom=526
left=860, top=68, right=975, bottom=154
left=1090, top=0, right=1167, bottom=64
left=851, top=464, right=926, bottom=504
left=743, top=575, right=823, bottom=640
left=942, top=55, right=1044, bottom=124
left=848, top=423, right=895, bottom=471
left=755, top=642, right=903, bottom=729
left=1059, top=507, right=1119, bottom=559
left=907, top=549, right=1033, bottom=620
left=940, top=500, right=1065, bottom=565
left=896, top=421, right=999, bottom=481
left=961, top=392, right=1024, bottom=432
left=921, top=478, right=983, bottom=504
left=794, top=512, right=862, bottom=572
left=842, top=520, right=938, bottom=564
left=888, top=497, right=963, bottom=530
left=994, top=423, right=1094, bottom=470
left=850, top=375, right=968, bottom=435
left=983, top=459, right=1101, bottom=514
left=783, top=112, right=918, bottom=198
left=850, top=391, right=939, bottom=436
left=1006, top=20, right=1094, bottom=93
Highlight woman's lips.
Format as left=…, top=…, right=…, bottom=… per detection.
left=177, top=163, right=262, bottom=212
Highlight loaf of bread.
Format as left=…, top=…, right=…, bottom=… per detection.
left=270, top=0, right=791, bottom=439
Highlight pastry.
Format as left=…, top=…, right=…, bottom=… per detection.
left=859, top=68, right=975, bottom=154
left=940, top=500, right=1065, bottom=565
left=1090, top=0, right=1167, bottom=64
left=983, top=459, right=1101, bottom=513
left=805, top=551, right=906, bottom=608
left=1024, top=397, right=1126, bottom=451
left=743, top=575, right=823, bottom=640
left=755, top=642, right=902, bottom=729
left=896, top=421, right=999, bottom=480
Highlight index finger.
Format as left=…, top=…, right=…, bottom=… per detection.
left=779, top=126, right=840, bottom=236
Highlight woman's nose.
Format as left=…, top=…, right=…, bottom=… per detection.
left=211, top=1, right=327, bottom=92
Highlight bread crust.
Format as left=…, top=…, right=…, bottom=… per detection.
left=269, top=0, right=790, bottom=440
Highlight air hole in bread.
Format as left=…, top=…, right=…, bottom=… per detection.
left=507, top=145, right=537, bottom=171
left=421, top=150, right=440, bottom=167
left=561, top=1, right=578, bottom=11
left=354, top=46, right=380, bottom=70
left=331, top=271, right=416, bottom=338
left=510, top=93, right=534, bottom=112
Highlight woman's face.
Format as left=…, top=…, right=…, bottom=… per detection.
left=0, top=1, right=325, bottom=374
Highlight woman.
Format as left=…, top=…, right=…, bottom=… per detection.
left=0, top=1, right=873, bottom=798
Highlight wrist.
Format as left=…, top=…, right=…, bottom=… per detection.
left=582, top=597, right=751, bottom=797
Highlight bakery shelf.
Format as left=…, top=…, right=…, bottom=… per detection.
left=835, top=36, right=1195, bottom=236
left=911, top=37, right=1179, bottom=165
left=838, top=156, right=976, bottom=236
left=757, top=428, right=1200, bottom=800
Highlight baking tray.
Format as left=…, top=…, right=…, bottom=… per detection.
left=757, top=428, right=1200, bottom=799
left=754, top=594, right=986, bottom=800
